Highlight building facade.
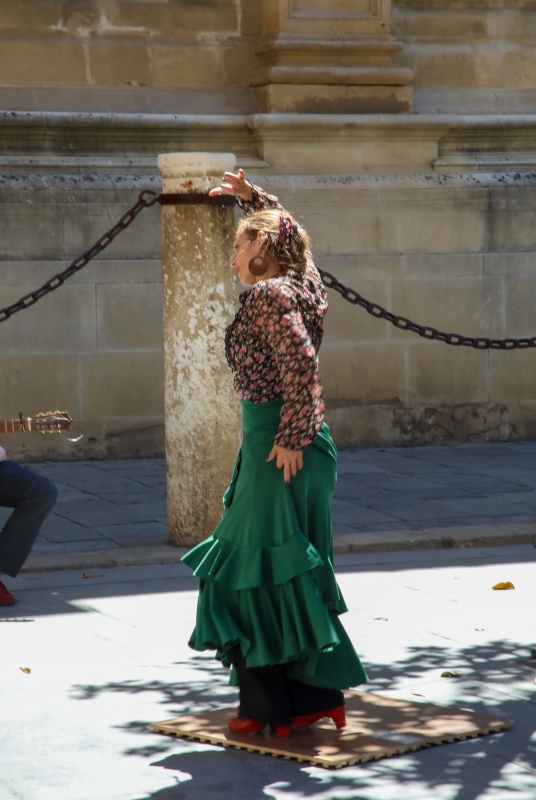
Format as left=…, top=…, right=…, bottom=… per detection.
left=1, top=0, right=536, bottom=459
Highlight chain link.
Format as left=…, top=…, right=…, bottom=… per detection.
left=1, top=191, right=535, bottom=351
left=0, top=190, right=160, bottom=323
left=319, top=270, right=536, bottom=350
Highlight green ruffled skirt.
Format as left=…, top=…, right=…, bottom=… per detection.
left=182, top=399, right=368, bottom=691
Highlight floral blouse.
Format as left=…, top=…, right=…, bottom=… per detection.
left=225, top=184, right=328, bottom=450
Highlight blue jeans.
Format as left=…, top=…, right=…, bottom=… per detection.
left=0, top=460, right=58, bottom=577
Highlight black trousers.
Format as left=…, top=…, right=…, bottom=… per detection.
left=0, top=461, right=58, bottom=577
left=234, top=648, right=344, bottom=726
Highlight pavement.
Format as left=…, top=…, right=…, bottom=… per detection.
left=10, top=439, right=536, bottom=573
left=1, top=544, right=535, bottom=800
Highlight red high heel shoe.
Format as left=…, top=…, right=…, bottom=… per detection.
left=290, top=705, right=346, bottom=730
left=228, top=717, right=290, bottom=737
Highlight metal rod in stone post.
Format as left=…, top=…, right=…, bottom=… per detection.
left=157, top=153, right=242, bottom=547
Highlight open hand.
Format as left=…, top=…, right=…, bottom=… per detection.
left=267, top=444, right=303, bottom=483
left=208, top=168, right=253, bottom=202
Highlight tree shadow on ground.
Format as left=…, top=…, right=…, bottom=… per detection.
left=70, top=641, right=536, bottom=800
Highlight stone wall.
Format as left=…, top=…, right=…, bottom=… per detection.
left=0, top=171, right=164, bottom=461
left=393, top=0, right=536, bottom=114
left=0, top=0, right=259, bottom=113
left=1, top=2, right=536, bottom=457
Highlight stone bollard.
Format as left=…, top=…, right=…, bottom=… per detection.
left=157, top=152, right=242, bottom=547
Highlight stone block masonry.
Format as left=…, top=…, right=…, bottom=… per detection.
left=1, top=0, right=536, bottom=455
left=2, top=122, right=536, bottom=456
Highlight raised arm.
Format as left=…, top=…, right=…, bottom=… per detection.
left=209, top=169, right=284, bottom=216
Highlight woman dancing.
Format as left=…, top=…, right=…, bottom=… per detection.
left=182, top=170, right=368, bottom=737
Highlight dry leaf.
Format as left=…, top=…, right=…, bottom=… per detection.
left=83, top=573, right=103, bottom=579
left=374, top=616, right=388, bottom=621
left=441, top=671, right=462, bottom=678
left=492, top=582, right=515, bottom=590
left=411, top=688, right=424, bottom=697
left=20, top=667, right=31, bottom=674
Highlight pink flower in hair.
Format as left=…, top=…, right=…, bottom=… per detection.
left=278, top=214, right=297, bottom=246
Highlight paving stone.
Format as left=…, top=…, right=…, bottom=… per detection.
left=98, top=489, right=167, bottom=505
left=418, top=522, right=536, bottom=549
left=333, top=521, right=423, bottom=534
left=333, top=529, right=440, bottom=553
left=388, top=461, right=467, bottom=475
left=422, top=473, right=529, bottom=493
left=363, top=498, right=472, bottom=522
left=468, top=468, right=536, bottom=488
left=33, top=463, right=146, bottom=494
left=10, top=444, right=536, bottom=570
left=336, top=462, right=391, bottom=476
left=54, top=498, right=152, bottom=527
left=30, top=538, right=119, bottom=554
left=333, top=483, right=388, bottom=504
left=38, top=514, right=94, bottom=542
left=435, top=496, right=535, bottom=518
left=131, top=474, right=167, bottom=488
left=331, top=498, right=399, bottom=525
left=110, top=499, right=168, bottom=519
left=490, top=491, right=536, bottom=506
left=487, top=453, right=536, bottom=471
left=89, top=458, right=166, bottom=471
left=54, top=488, right=95, bottom=503
left=94, top=521, right=169, bottom=547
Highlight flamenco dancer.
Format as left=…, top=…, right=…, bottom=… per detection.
left=182, top=170, right=368, bottom=737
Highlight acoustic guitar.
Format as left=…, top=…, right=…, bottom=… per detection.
left=0, top=411, right=73, bottom=435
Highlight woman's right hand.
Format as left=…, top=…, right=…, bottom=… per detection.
left=209, top=168, right=253, bottom=202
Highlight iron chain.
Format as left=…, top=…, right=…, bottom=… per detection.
left=319, top=270, right=536, bottom=350
left=1, top=191, right=535, bottom=350
left=0, top=190, right=160, bottom=323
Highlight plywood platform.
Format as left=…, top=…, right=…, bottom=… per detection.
left=150, top=690, right=512, bottom=769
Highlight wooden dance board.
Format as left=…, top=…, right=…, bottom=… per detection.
left=149, top=690, right=512, bottom=769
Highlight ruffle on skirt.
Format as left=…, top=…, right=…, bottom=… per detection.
left=183, top=532, right=323, bottom=591
left=182, top=399, right=368, bottom=691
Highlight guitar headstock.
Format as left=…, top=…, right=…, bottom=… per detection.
left=32, top=411, right=73, bottom=433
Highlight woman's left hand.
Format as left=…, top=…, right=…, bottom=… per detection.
left=267, top=445, right=303, bottom=483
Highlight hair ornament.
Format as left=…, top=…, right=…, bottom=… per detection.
left=278, top=214, right=297, bottom=247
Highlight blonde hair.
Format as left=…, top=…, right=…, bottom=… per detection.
left=237, top=209, right=310, bottom=275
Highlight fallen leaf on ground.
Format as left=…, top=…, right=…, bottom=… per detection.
left=411, top=689, right=424, bottom=697
left=19, top=667, right=31, bottom=674
left=492, top=582, right=515, bottom=590
left=441, top=671, right=462, bottom=678
left=373, top=617, right=388, bottom=621
left=83, top=573, right=103, bottom=579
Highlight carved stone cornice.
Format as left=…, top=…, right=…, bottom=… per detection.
left=2, top=111, right=536, bottom=177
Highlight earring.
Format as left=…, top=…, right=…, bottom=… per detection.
left=248, top=254, right=269, bottom=277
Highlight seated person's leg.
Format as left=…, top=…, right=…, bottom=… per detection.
left=0, top=460, right=58, bottom=579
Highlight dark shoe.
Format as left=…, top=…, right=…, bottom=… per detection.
left=291, top=705, right=346, bottom=730
left=228, top=717, right=290, bottom=737
left=0, top=580, right=16, bottom=607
